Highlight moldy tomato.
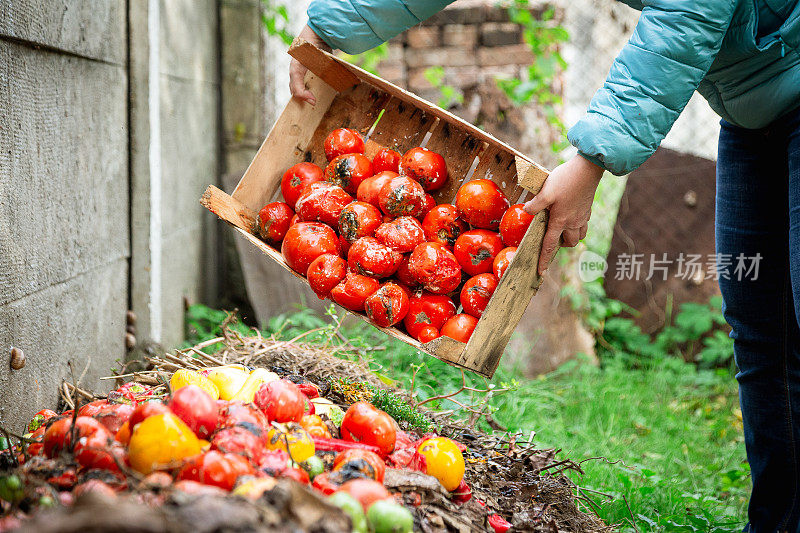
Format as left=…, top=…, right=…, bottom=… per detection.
left=414, top=437, right=465, bottom=491
left=455, top=179, right=510, bottom=230
left=422, top=204, right=468, bottom=249
left=500, top=204, right=533, bottom=247
left=281, top=162, right=324, bottom=209
left=307, top=253, right=347, bottom=299
left=372, top=148, right=401, bottom=173
left=341, top=402, right=396, bottom=455
left=256, top=202, right=294, bottom=246
left=453, top=229, right=504, bottom=276
left=265, top=423, right=315, bottom=462
left=374, top=216, right=425, bottom=253
left=460, top=273, right=499, bottom=318
left=325, top=153, right=373, bottom=194
left=364, top=282, right=410, bottom=327
left=169, top=385, right=219, bottom=439
left=493, top=247, right=516, bottom=279
left=356, top=171, right=396, bottom=209
left=281, top=222, right=339, bottom=274
left=403, top=292, right=457, bottom=343
left=324, top=128, right=365, bottom=161
left=394, top=255, right=419, bottom=289
left=348, top=237, right=402, bottom=278
left=407, top=242, right=462, bottom=295
left=212, top=426, right=266, bottom=464
left=218, top=401, right=269, bottom=433
left=399, top=147, right=448, bottom=191
left=295, top=182, right=353, bottom=227
left=339, top=201, right=383, bottom=243
left=421, top=193, right=436, bottom=217
left=378, top=175, right=427, bottom=218
left=44, top=416, right=109, bottom=458
left=177, top=450, right=254, bottom=491
left=441, top=314, right=478, bottom=343
left=254, top=379, right=305, bottom=423
left=330, top=273, right=380, bottom=312
left=333, top=449, right=386, bottom=483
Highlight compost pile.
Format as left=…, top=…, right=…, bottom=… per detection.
left=0, top=331, right=609, bottom=533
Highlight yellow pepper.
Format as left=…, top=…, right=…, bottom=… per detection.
left=206, top=367, right=250, bottom=401
left=169, top=369, right=220, bottom=400
left=265, top=423, right=315, bottom=463
left=230, top=368, right=280, bottom=403
left=128, top=413, right=202, bottom=474
left=232, top=477, right=278, bottom=499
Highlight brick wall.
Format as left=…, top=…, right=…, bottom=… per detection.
left=374, top=2, right=561, bottom=169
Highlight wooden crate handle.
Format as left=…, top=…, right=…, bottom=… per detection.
left=516, top=156, right=549, bottom=194
left=200, top=185, right=257, bottom=232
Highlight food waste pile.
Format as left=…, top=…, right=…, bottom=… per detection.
left=0, top=336, right=609, bottom=533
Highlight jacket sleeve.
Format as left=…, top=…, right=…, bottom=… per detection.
left=567, top=0, right=736, bottom=175
left=307, top=0, right=455, bottom=54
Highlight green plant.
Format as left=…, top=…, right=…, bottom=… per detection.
left=423, top=66, right=464, bottom=109
left=497, top=1, right=570, bottom=152
left=261, top=1, right=293, bottom=46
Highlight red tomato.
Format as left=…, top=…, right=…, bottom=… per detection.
left=211, top=426, right=266, bottom=464
left=338, top=234, right=351, bottom=258
left=324, top=128, right=365, bottom=161
left=453, top=229, right=504, bottom=276
left=92, top=403, right=134, bottom=434
left=338, top=201, right=383, bottom=243
left=295, top=182, right=353, bottom=227
left=493, top=247, right=516, bottom=279
left=403, top=292, right=457, bottom=342
left=307, top=253, right=348, bottom=299
left=281, top=162, right=324, bottom=209
left=254, top=380, right=305, bottom=423
left=129, top=402, right=170, bottom=433
left=400, top=147, right=448, bottom=191
left=177, top=451, right=254, bottom=491
left=281, top=222, right=339, bottom=274
left=290, top=214, right=300, bottom=226
left=421, top=193, right=436, bottom=217
left=330, top=273, right=381, bottom=312
left=74, top=435, right=126, bottom=473
left=374, top=216, right=425, bottom=253
left=372, top=148, right=401, bottom=173
left=341, top=402, right=396, bottom=455
left=347, top=237, right=402, bottom=278
left=455, top=179, right=510, bottom=230
left=394, top=255, right=419, bottom=289
left=441, top=314, right=478, bottom=343
left=356, top=171, right=396, bottom=209
left=27, top=409, right=58, bottom=433
left=407, top=242, right=462, bottom=295
left=332, top=449, right=386, bottom=483
left=78, top=400, right=109, bottom=418
left=169, top=385, right=219, bottom=439
left=364, top=282, right=410, bottom=327
left=460, top=273, right=499, bottom=318
left=218, top=402, right=269, bottom=433
left=312, top=472, right=340, bottom=495
left=337, top=478, right=392, bottom=512
left=378, top=175, right=427, bottom=218
left=324, top=153, right=373, bottom=194
left=256, top=202, right=294, bottom=246
left=422, top=204, right=469, bottom=249
left=43, top=416, right=110, bottom=458
left=500, top=204, right=534, bottom=247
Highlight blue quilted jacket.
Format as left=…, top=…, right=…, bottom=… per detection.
left=307, top=0, right=800, bottom=175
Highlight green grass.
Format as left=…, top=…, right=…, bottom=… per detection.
left=185, top=304, right=749, bottom=531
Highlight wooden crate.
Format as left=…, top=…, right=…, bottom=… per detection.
left=201, top=39, right=550, bottom=378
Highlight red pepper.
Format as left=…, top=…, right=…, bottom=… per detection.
left=296, top=383, right=319, bottom=399
left=311, top=436, right=385, bottom=457
left=451, top=479, right=472, bottom=504
left=488, top=514, right=512, bottom=533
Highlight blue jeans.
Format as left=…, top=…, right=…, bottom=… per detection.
left=716, top=105, right=800, bottom=533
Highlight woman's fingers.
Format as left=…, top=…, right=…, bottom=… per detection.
left=579, top=225, right=588, bottom=241
left=523, top=192, right=550, bottom=216
left=538, top=223, right=563, bottom=275
left=562, top=228, right=581, bottom=248
left=289, top=59, right=316, bottom=105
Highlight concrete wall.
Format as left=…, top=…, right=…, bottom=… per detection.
left=0, top=0, right=129, bottom=427
left=0, top=0, right=220, bottom=430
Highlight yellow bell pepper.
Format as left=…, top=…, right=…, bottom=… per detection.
left=206, top=367, right=249, bottom=401
left=128, top=413, right=202, bottom=474
left=266, top=423, right=315, bottom=463
left=229, top=368, right=280, bottom=403
left=169, top=369, right=220, bottom=400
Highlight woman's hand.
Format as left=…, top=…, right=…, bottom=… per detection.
left=289, top=24, right=332, bottom=105
left=524, top=154, right=603, bottom=275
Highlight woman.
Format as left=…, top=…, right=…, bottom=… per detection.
left=289, top=1, right=800, bottom=530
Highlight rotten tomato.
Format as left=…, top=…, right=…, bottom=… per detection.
left=493, top=247, right=516, bottom=279
left=281, top=162, right=324, bottom=209
left=295, top=182, right=353, bottom=227
left=256, top=201, right=294, bottom=246
left=281, top=222, right=339, bottom=274
left=454, top=178, right=510, bottom=230
left=460, top=273, right=499, bottom=318
left=340, top=402, right=396, bottom=455
left=403, top=292, right=457, bottom=343
left=324, top=128, right=365, bottom=161
left=377, top=175, right=427, bottom=218
left=347, top=237, right=402, bottom=278
left=307, top=253, right=348, bottom=299
left=453, top=229, right=504, bottom=276
left=407, top=242, right=462, bottom=295
left=338, top=201, right=383, bottom=243
left=422, top=204, right=468, bottom=249
left=364, top=282, right=410, bottom=327
left=330, top=273, right=381, bottom=312
left=356, top=171, right=396, bottom=209
left=499, top=203, right=534, bottom=247
left=399, top=147, right=448, bottom=192
left=324, top=153, right=373, bottom=194
left=441, top=313, right=478, bottom=343
left=374, top=216, right=425, bottom=253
